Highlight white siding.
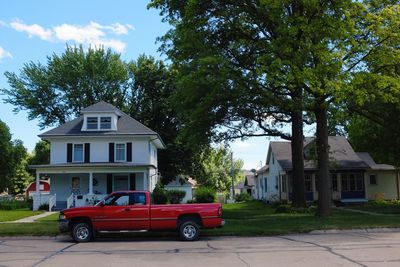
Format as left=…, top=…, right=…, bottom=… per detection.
left=266, top=153, right=283, bottom=201
left=48, top=137, right=156, bottom=167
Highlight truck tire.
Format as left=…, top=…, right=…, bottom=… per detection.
left=179, top=221, right=200, bottom=241
left=71, top=222, right=92, bottom=243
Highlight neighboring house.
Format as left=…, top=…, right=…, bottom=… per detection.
left=254, top=136, right=399, bottom=203
left=234, top=172, right=256, bottom=197
left=25, top=180, right=50, bottom=197
left=30, top=101, right=165, bottom=211
left=165, top=177, right=197, bottom=203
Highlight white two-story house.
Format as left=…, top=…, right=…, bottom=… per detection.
left=30, top=101, right=165, bottom=211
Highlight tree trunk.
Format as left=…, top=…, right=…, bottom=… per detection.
left=315, top=103, right=332, bottom=217
left=291, top=96, right=306, bottom=208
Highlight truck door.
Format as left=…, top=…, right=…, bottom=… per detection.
left=128, top=192, right=150, bottom=230
left=93, top=193, right=136, bottom=230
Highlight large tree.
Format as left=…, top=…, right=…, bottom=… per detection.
left=1, top=47, right=200, bottom=180
left=150, top=0, right=399, bottom=216
left=0, top=120, right=13, bottom=192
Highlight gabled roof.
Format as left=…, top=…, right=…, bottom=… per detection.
left=80, top=101, right=121, bottom=114
left=256, top=165, right=269, bottom=175
left=356, top=152, right=395, bottom=171
left=39, top=101, right=165, bottom=148
left=269, top=136, right=370, bottom=171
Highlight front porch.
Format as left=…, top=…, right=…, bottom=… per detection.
left=30, top=164, right=159, bottom=211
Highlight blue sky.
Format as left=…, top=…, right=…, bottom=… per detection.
left=0, top=0, right=286, bottom=170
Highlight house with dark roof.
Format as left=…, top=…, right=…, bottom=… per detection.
left=254, top=136, right=399, bottom=202
left=234, top=171, right=256, bottom=196
left=30, top=101, right=165, bottom=211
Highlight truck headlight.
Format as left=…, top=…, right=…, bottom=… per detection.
left=59, top=214, right=66, bottom=220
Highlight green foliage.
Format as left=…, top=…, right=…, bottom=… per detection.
left=29, top=140, right=50, bottom=166
left=152, top=182, right=168, bottom=204
left=38, top=203, right=49, bottom=211
left=0, top=120, right=32, bottom=194
left=234, top=193, right=252, bottom=203
left=194, top=187, right=216, bottom=203
left=0, top=200, right=31, bottom=210
left=166, top=189, right=186, bottom=204
left=195, top=146, right=243, bottom=192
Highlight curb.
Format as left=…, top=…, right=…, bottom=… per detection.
left=310, top=228, right=400, bottom=234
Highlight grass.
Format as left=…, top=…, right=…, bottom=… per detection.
left=343, top=203, right=400, bottom=214
left=0, top=209, right=43, bottom=222
left=1, top=201, right=400, bottom=237
left=203, top=200, right=400, bottom=236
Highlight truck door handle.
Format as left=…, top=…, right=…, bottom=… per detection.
left=124, top=208, right=131, bottom=211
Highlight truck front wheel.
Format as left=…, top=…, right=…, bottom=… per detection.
left=179, top=221, right=200, bottom=241
left=71, top=222, right=92, bottom=243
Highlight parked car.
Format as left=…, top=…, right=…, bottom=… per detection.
left=59, top=191, right=224, bottom=242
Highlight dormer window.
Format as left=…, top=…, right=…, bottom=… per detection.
left=87, top=117, right=98, bottom=130
left=100, top=117, right=112, bottom=129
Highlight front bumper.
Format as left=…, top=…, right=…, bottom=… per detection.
left=58, top=219, right=70, bottom=233
left=219, top=220, right=225, bottom=228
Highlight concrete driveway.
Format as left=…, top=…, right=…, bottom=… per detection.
left=1, top=230, right=400, bottom=267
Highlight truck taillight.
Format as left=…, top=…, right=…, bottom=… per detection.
left=218, top=206, right=222, bottom=217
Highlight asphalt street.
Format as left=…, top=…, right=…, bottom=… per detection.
left=1, top=230, right=400, bottom=267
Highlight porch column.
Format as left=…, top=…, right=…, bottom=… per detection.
left=36, top=172, right=40, bottom=194
left=89, top=172, right=93, bottom=195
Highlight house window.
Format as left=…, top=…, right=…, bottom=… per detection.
left=281, top=176, right=287, bottom=193
left=100, top=117, right=112, bottom=129
left=370, top=174, right=377, bottom=185
left=73, top=144, right=84, bottom=162
left=264, top=178, right=268, bottom=193
left=115, top=143, right=126, bottom=161
left=341, top=173, right=364, bottom=191
left=305, top=174, right=312, bottom=192
left=331, top=173, right=338, bottom=191
left=87, top=117, right=98, bottom=129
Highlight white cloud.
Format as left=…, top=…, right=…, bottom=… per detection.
left=8, top=20, right=134, bottom=53
left=10, top=21, right=53, bottom=41
left=0, top=46, right=12, bottom=60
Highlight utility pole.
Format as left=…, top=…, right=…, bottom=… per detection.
left=230, top=151, right=235, bottom=199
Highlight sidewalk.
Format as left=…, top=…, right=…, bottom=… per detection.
left=1, top=211, right=57, bottom=223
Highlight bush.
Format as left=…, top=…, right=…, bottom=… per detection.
left=152, top=182, right=168, bottom=204
left=234, top=192, right=252, bottom=202
left=38, top=203, right=49, bottom=211
left=167, top=189, right=186, bottom=204
left=0, top=199, right=31, bottom=210
left=194, top=187, right=216, bottom=203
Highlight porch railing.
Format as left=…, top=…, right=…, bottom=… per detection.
left=66, top=193, right=74, bottom=209
left=48, top=194, right=56, bottom=212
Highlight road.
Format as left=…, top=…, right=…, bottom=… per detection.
left=1, top=230, right=400, bottom=267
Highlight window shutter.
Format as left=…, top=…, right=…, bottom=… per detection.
left=127, top=142, right=132, bottom=162
left=109, top=143, right=114, bottom=162
left=129, top=173, right=136, bottom=190
left=107, top=174, right=113, bottom=193
left=84, top=143, right=90, bottom=163
left=67, top=143, right=72, bottom=163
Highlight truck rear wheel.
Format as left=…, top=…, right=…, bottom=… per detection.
left=71, top=222, right=92, bottom=243
left=179, top=221, right=200, bottom=241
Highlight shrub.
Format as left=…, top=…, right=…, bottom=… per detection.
left=0, top=199, right=31, bottom=210
left=234, top=192, right=252, bottom=202
left=152, top=182, right=168, bottom=204
left=167, top=189, right=186, bottom=204
left=194, top=187, right=216, bottom=203
left=38, top=203, right=49, bottom=211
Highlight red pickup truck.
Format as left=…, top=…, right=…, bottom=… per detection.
left=59, top=191, right=224, bottom=242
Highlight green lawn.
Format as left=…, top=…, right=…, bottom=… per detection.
left=343, top=203, right=400, bottom=214
left=1, top=201, right=400, bottom=237
left=0, top=209, right=43, bottom=222
left=204, top=201, right=400, bottom=236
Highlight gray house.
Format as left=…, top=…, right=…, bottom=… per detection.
left=254, top=136, right=399, bottom=202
